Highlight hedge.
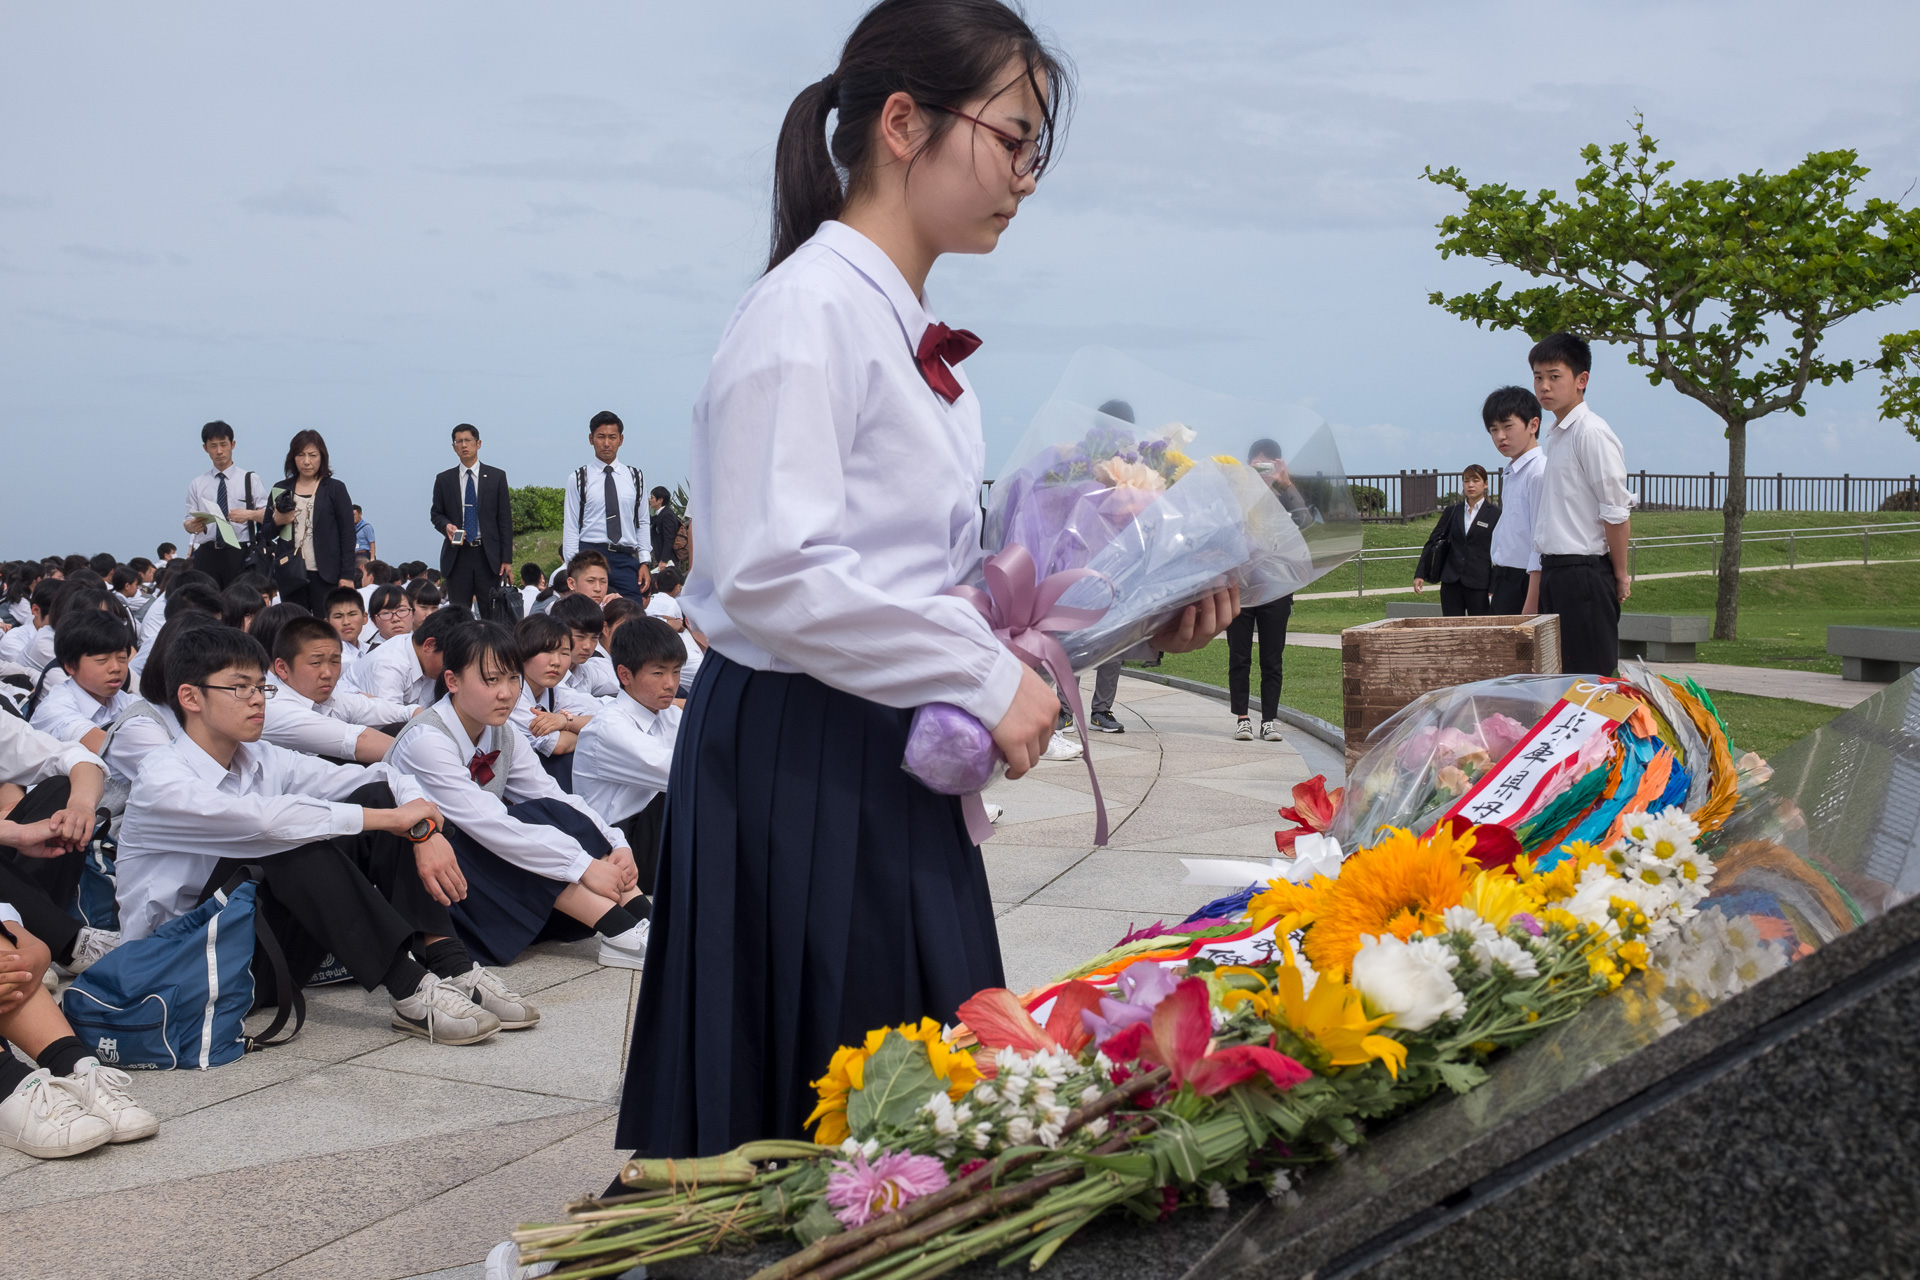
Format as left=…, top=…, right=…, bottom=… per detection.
left=510, top=485, right=566, bottom=534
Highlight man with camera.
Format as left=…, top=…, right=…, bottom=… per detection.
left=429, top=424, right=513, bottom=619
left=182, top=421, right=270, bottom=588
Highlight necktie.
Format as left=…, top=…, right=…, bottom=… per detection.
left=604, top=465, right=623, bottom=546
left=464, top=470, right=480, bottom=542
left=469, top=748, right=499, bottom=786
left=216, top=472, right=230, bottom=519
left=915, top=323, right=983, bottom=405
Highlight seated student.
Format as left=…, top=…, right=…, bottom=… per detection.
left=518, top=563, right=546, bottom=617
left=363, top=582, right=413, bottom=652
left=509, top=614, right=598, bottom=791
left=118, top=626, right=534, bottom=1043
left=342, top=604, right=463, bottom=708
left=0, top=908, right=157, bottom=1159
left=385, top=622, right=649, bottom=970
left=0, top=711, right=115, bottom=981
left=572, top=616, right=683, bottom=897
left=642, top=567, right=706, bottom=695
left=553, top=594, right=618, bottom=698
left=405, top=579, right=444, bottom=629
left=565, top=550, right=611, bottom=607
left=101, top=612, right=219, bottom=794
left=529, top=566, right=569, bottom=617
left=0, top=580, right=57, bottom=670
left=221, top=582, right=267, bottom=632
left=24, top=586, right=131, bottom=703
left=30, top=610, right=140, bottom=753
left=323, top=586, right=370, bottom=669
left=129, top=579, right=222, bottom=684
left=263, top=617, right=400, bottom=764
left=359, top=559, right=397, bottom=611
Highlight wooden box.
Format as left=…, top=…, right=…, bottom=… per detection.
left=1341, top=615, right=1561, bottom=770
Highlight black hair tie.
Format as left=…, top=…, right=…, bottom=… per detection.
left=820, top=73, right=840, bottom=110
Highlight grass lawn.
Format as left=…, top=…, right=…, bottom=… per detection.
left=1700, top=690, right=1846, bottom=762
left=517, top=528, right=565, bottom=576
left=1131, top=643, right=1344, bottom=728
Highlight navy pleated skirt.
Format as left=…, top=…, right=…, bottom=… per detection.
left=444, top=797, right=605, bottom=968
left=613, top=650, right=1006, bottom=1157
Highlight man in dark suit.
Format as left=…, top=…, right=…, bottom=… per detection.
left=429, top=423, right=514, bottom=619
left=1414, top=464, right=1501, bottom=616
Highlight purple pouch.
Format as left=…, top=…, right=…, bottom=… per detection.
left=902, top=702, right=1005, bottom=795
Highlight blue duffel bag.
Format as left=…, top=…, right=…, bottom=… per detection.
left=60, top=866, right=303, bottom=1069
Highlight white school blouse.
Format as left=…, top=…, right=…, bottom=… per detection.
left=385, top=698, right=625, bottom=884
left=341, top=636, right=437, bottom=707
left=572, top=694, right=680, bottom=827
left=117, top=735, right=424, bottom=940
left=677, top=220, right=1021, bottom=725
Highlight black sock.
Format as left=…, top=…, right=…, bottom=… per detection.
left=416, top=936, right=474, bottom=980
left=381, top=953, right=430, bottom=999
left=0, top=1048, right=29, bottom=1096
left=593, top=905, right=641, bottom=937
left=39, top=1035, right=90, bottom=1079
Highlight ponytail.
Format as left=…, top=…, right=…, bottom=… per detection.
left=765, top=0, right=1074, bottom=273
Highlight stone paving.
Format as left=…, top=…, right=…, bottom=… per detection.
left=0, top=677, right=1330, bottom=1280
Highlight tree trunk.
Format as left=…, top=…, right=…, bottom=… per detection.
left=1713, top=418, right=1748, bottom=641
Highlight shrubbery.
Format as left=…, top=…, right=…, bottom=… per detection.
left=1879, top=488, right=1920, bottom=513
left=510, top=485, right=565, bottom=533
left=1348, top=483, right=1387, bottom=516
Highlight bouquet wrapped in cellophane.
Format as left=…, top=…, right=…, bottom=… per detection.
left=902, top=348, right=1362, bottom=815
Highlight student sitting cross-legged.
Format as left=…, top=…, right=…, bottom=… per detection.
left=30, top=609, right=141, bottom=755
left=0, top=714, right=116, bottom=983
left=118, top=625, right=537, bottom=1044
left=0, top=908, right=157, bottom=1159
left=342, top=601, right=463, bottom=708
left=572, top=615, right=684, bottom=900
left=263, top=616, right=408, bottom=764
left=508, top=613, right=598, bottom=792
left=385, top=621, right=650, bottom=970
left=99, top=610, right=216, bottom=802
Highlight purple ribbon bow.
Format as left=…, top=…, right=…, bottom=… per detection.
left=947, top=544, right=1113, bottom=847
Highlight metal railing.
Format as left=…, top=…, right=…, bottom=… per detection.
left=1343, top=469, right=1919, bottom=521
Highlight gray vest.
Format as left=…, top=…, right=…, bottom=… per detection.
left=386, top=708, right=515, bottom=799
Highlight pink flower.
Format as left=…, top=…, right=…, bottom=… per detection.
left=825, top=1150, right=951, bottom=1228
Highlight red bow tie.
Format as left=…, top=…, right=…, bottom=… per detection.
left=469, top=749, right=500, bottom=786
left=916, top=322, right=982, bottom=405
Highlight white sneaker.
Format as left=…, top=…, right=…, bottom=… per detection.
left=485, top=1240, right=555, bottom=1280
left=457, top=964, right=541, bottom=1030
left=984, top=802, right=1004, bottom=825
left=598, top=921, right=650, bottom=970
left=0, top=1068, right=113, bottom=1159
left=1234, top=718, right=1253, bottom=741
left=54, top=927, right=121, bottom=979
left=1262, top=720, right=1285, bottom=742
left=1041, top=731, right=1083, bottom=762
left=390, top=973, right=502, bottom=1045
left=66, top=1057, right=159, bottom=1143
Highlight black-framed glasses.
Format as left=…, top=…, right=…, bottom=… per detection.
left=196, top=681, right=276, bottom=703
left=928, top=103, right=1047, bottom=178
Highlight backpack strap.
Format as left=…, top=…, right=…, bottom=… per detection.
left=23, top=659, right=57, bottom=718
left=629, top=465, right=645, bottom=539
left=218, top=865, right=306, bottom=1050
left=575, top=466, right=588, bottom=534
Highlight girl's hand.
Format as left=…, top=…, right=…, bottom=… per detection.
left=991, top=665, right=1058, bottom=780
left=1150, top=586, right=1241, bottom=653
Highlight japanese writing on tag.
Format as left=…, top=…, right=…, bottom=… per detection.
left=1442, top=685, right=1630, bottom=830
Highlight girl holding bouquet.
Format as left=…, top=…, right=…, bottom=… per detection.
left=612, top=0, right=1237, bottom=1165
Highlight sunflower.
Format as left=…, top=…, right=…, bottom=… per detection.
left=1263, top=825, right=1482, bottom=976
left=806, top=1018, right=980, bottom=1145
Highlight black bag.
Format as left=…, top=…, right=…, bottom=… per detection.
left=261, top=480, right=312, bottom=599
left=488, top=574, right=524, bottom=624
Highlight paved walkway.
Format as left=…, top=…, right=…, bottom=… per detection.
left=0, top=680, right=1316, bottom=1280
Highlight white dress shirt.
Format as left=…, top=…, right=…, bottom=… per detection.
left=0, top=712, right=105, bottom=789
left=0, top=902, right=19, bottom=929
left=1460, top=498, right=1484, bottom=535
left=564, top=650, right=620, bottom=699
left=117, top=735, right=423, bottom=940
left=521, top=584, right=542, bottom=615
left=452, top=463, right=485, bottom=542
left=184, top=465, right=266, bottom=548
left=134, top=590, right=170, bottom=659
left=340, top=636, right=437, bottom=707
left=510, top=679, right=599, bottom=756
left=386, top=699, right=622, bottom=884
left=262, top=676, right=369, bottom=760
left=102, top=702, right=180, bottom=785
left=1535, top=402, right=1637, bottom=557
left=572, top=695, right=680, bottom=826
left=678, top=220, right=1022, bottom=724
left=562, top=460, right=650, bottom=563
left=644, top=593, right=703, bottom=684
left=31, top=681, right=130, bottom=744
left=0, top=623, right=40, bottom=668
left=1489, top=446, right=1544, bottom=573
left=7, top=598, right=29, bottom=628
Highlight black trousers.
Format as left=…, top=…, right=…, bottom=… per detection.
left=1439, top=580, right=1492, bottom=617
left=0, top=778, right=82, bottom=962
left=445, top=543, right=498, bottom=616
left=1489, top=565, right=1531, bottom=616
left=1226, top=596, right=1292, bottom=721
left=195, top=783, right=454, bottom=995
left=1540, top=555, right=1622, bottom=676
left=190, top=542, right=251, bottom=589
left=614, top=791, right=667, bottom=900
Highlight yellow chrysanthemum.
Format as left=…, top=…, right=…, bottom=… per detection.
left=805, top=1018, right=978, bottom=1145
left=1459, top=869, right=1530, bottom=929
left=1226, top=945, right=1407, bottom=1078
left=1515, top=842, right=1610, bottom=906
left=1163, top=448, right=1196, bottom=482
left=1210, top=454, right=1242, bottom=466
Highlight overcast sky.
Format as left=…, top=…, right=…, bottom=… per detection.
left=4, top=1, right=1918, bottom=563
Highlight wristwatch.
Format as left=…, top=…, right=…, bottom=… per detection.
left=406, top=816, right=440, bottom=843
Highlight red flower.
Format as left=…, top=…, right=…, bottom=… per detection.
left=1275, top=775, right=1345, bottom=854
left=1440, top=815, right=1523, bottom=873
left=1098, top=979, right=1310, bottom=1097
left=956, top=981, right=1104, bottom=1077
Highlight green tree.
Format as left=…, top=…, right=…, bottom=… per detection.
left=1424, top=119, right=1920, bottom=640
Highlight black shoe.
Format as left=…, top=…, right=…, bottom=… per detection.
left=1090, top=710, right=1125, bottom=733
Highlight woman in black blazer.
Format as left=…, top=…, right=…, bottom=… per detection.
left=1413, top=465, right=1501, bottom=616
left=269, top=429, right=358, bottom=615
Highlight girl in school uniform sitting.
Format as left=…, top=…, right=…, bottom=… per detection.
left=508, top=613, right=598, bottom=791
left=385, top=621, right=650, bottom=970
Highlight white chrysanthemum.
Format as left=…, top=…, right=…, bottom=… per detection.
left=1652, top=907, right=1791, bottom=1002
left=971, top=1122, right=994, bottom=1150
left=1005, top=1115, right=1034, bottom=1145
left=1471, top=933, right=1540, bottom=980
left=1080, top=1085, right=1101, bottom=1105
left=1207, top=1182, right=1230, bottom=1209
left=972, top=1082, right=998, bottom=1105
left=1086, top=1115, right=1109, bottom=1138
left=1350, top=934, right=1465, bottom=1030
left=1442, top=905, right=1498, bottom=945
left=999, top=1072, right=1029, bottom=1104
left=923, top=1091, right=958, bottom=1136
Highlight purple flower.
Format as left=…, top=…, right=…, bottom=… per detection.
left=826, top=1150, right=951, bottom=1227
left=1080, top=961, right=1182, bottom=1045
left=1511, top=912, right=1544, bottom=936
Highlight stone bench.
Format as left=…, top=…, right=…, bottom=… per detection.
left=1618, top=613, right=1711, bottom=662
left=1827, top=625, right=1920, bottom=682
left=1384, top=601, right=1442, bottom=618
